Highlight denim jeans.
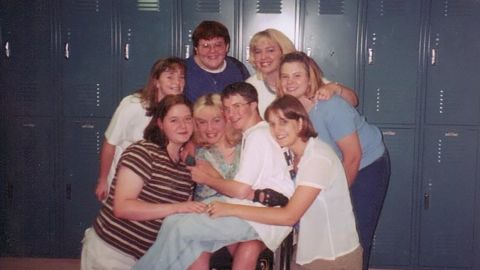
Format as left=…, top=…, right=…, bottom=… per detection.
left=132, top=213, right=259, bottom=270
left=350, top=151, right=391, bottom=270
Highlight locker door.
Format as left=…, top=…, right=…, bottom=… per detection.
left=419, top=126, right=478, bottom=268
left=0, top=0, right=55, bottom=117
left=303, top=0, right=358, bottom=88
left=61, top=0, right=116, bottom=117
left=119, top=0, right=175, bottom=98
left=241, top=0, right=298, bottom=72
left=60, top=118, right=108, bottom=257
left=179, top=0, right=236, bottom=59
left=363, top=0, right=421, bottom=124
left=3, top=117, right=56, bottom=256
left=425, top=0, right=480, bottom=125
left=370, top=127, right=415, bottom=266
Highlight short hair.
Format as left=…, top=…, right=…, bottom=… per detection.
left=221, top=82, right=258, bottom=104
left=144, top=94, right=193, bottom=147
left=248, top=28, right=296, bottom=71
left=192, top=20, right=231, bottom=48
left=139, top=57, right=186, bottom=116
left=265, top=95, right=317, bottom=142
left=193, top=93, right=242, bottom=146
left=277, top=51, right=325, bottom=99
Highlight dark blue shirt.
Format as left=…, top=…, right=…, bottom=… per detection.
left=184, top=56, right=250, bottom=102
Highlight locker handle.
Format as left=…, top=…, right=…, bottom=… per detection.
left=64, top=42, right=70, bottom=59
left=4, top=41, right=10, bottom=58
left=184, top=45, right=190, bottom=58
left=368, top=48, right=374, bottom=64
left=424, top=192, right=430, bottom=210
left=124, top=43, right=130, bottom=60
left=66, top=184, right=72, bottom=200
left=431, top=48, right=436, bottom=65
left=306, top=47, right=312, bottom=57
left=245, top=46, right=250, bottom=62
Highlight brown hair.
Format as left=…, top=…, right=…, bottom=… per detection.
left=192, top=20, right=231, bottom=49
left=277, top=52, right=325, bottom=99
left=138, top=57, right=186, bottom=116
left=221, top=82, right=258, bottom=104
left=144, top=95, right=193, bottom=147
left=265, top=95, right=317, bottom=142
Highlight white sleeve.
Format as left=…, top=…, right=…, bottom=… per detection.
left=104, top=95, right=137, bottom=146
left=234, top=130, right=271, bottom=186
left=296, top=152, right=335, bottom=190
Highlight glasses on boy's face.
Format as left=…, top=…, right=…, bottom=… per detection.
left=223, top=102, right=251, bottom=114
left=198, top=41, right=227, bottom=52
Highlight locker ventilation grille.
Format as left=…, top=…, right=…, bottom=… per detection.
left=378, top=0, right=406, bottom=16
left=318, top=0, right=345, bottom=15
left=443, top=0, right=478, bottom=17
left=256, top=0, right=282, bottom=14
left=74, top=0, right=100, bottom=12
left=137, top=0, right=160, bottom=12
left=196, top=0, right=221, bottom=13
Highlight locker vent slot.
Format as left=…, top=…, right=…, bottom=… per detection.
left=74, top=0, right=100, bottom=12
left=256, top=0, right=282, bottom=14
left=196, top=0, right=221, bottom=13
left=74, top=83, right=102, bottom=109
left=16, top=84, right=38, bottom=107
left=318, top=0, right=345, bottom=15
left=378, top=0, right=406, bottom=16
left=443, top=0, right=478, bottom=17
left=137, top=0, right=160, bottom=12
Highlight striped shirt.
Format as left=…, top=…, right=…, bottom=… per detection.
left=93, top=140, right=195, bottom=259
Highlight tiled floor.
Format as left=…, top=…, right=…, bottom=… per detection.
left=0, top=257, right=80, bottom=270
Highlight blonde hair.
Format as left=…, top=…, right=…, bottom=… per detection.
left=277, top=51, right=325, bottom=99
left=193, top=93, right=242, bottom=147
left=248, top=29, right=296, bottom=78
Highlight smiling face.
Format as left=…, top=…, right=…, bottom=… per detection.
left=195, top=37, right=229, bottom=71
left=159, top=104, right=194, bottom=147
left=222, top=94, right=256, bottom=132
left=194, top=105, right=227, bottom=146
left=280, top=61, right=310, bottom=99
left=267, top=109, right=302, bottom=148
left=155, top=67, right=185, bottom=100
left=252, top=36, right=283, bottom=76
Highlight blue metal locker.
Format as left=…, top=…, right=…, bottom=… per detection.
left=3, top=117, right=57, bottom=256
left=0, top=0, right=55, bottom=117
left=419, top=126, right=478, bottom=268
left=362, top=0, right=421, bottom=124
left=60, top=118, right=108, bottom=257
left=241, top=0, right=298, bottom=73
left=370, top=127, right=416, bottom=267
left=425, top=0, right=480, bottom=125
left=61, top=0, right=116, bottom=117
left=119, top=0, right=175, bottom=98
left=179, top=0, right=236, bottom=59
left=303, top=0, right=358, bottom=88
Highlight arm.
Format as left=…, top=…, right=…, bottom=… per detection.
left=208, top=186, right=320, bottom=226
left=113, top=166, right=207, bottom=221
left=316, top=82, right=359, bottom=107
left=189, top=160, right=254, bottom=200
left=95, top=139, right=115, bottom=201
left=336, top=132, right=362, bottom=186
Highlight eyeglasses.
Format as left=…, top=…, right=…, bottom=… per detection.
left=223, top=102, right=251, bottom=114
left=198, top=41, right=226, bottom=52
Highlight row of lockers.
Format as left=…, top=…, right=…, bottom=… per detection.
left=1, top=0, right=480, bottom=269
left=1, top=0, right=480, bottom=125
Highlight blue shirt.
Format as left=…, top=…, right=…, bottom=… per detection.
left=184, top=56, right=250, bottom=102
left=309, top=96, right=385, bottom=169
